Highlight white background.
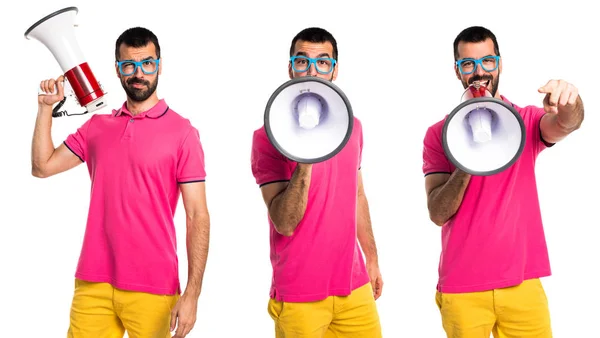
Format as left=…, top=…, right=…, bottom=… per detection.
left=1, top=0, right=598, bottom=336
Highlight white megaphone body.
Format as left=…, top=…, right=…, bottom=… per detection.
left=442, top=82, right=526, bottom=176
left=25, top=6, right=107, bottom=117
left=264, top=76, right=354, bottom=163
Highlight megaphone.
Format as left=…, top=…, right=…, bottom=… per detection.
left=24, top=6, right=107, bottom=118
left=264, top=76, right=354, bottom=163
left=442, top=82, right=526, bottom=176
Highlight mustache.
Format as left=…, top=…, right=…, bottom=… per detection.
left=469, top=75, right=493, bottom=85
left=127, top=77, right=150, bottom=86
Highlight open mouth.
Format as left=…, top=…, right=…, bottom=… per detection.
left=472, top=80, right=490, bottom=88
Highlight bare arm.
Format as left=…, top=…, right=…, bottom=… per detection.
left=169, top=182, right=210, bottom=337
left=357, top=171, right=378, bottom=264
left=180, top=182, right=210, bottom=299
left=32, top=76, right=82, bottom=178
left=539, top=95, right=584, bottom=144
left=259, top=163, right=312, bottom=236
left=538, top=79, right=584, bottom=144
left=425, top=170, right=471, bottom=226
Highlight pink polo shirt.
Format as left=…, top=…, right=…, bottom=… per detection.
left=64, top=99, right=206, bottom=295
left=251, top=117, right=370, bottom=303
left=422, top=96, right=554, bottom=293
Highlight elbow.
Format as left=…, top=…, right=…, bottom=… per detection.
left=268, top=207, right=299, bottom=237
left=274, top=222, right=295, bottom=237
left=427, top=206, right=448, bottom=227
left=427, top=197, right=448, bottom=226
left=278, top=229, right=295, bottom=237
left=31, top=165, right=49, bottom=178
left=271, top=218, right=296, bottom=237
left=429, top=214, right=447, bottom=227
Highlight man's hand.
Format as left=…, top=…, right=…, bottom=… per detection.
left=367, top=262, right=383, bottom=300
left=538, top=79, right=579, bottom=115
left=39, top=75, right=65, bottom=107
left=170, top=293, right=198, bottom=338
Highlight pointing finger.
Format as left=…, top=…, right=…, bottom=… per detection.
left=538, top=80, right=556, bottom=94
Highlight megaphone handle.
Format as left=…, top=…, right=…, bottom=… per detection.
left=37, top=76, right=74, bottom=97
left=35, top=77, right=88, bottom=118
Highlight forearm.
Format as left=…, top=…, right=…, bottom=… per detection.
left=357, top=193, right=378, bottom=264
left=184, top=212, right=210, bottom=299
left=31, top=104, right=56, bottom=176
left=269, top=164, right=312, bottom=236
left=427, top=169, right=471, bottom=226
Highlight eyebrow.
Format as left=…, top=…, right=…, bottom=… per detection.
left=121, top=56, right=156, bottom=62
left=461, top=54, right=496, bottom=60
left=295, top=52, right=331, bottom=58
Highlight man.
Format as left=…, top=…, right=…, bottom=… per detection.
left=31, top=27, right=209, bottom=338
left=250, top=27, right=383, bottom=337
left=422, top=26, right=584, bottom=338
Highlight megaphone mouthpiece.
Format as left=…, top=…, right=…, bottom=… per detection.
left=462, top=83, right=493, bottom=102
left=295, top=93, right=323, bottom=129
left=467, top=108, right=493, bottom=143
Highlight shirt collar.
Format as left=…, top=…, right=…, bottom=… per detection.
left=113, top=99, right=169, bottom=118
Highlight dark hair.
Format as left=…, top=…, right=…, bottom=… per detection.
left=289, top=27, right=338, bottom=61
left=453, top=26, right=500, bottom=60
left=115, top=27, right=161, bottom=61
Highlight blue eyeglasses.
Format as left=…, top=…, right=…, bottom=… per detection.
left=456, top=56, right=500, bottom=75
left=290, top=56, right=336, bottom=74
left=116, top=59, right=160, bottom=76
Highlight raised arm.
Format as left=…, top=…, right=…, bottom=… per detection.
left=31, top=76, right=82, bottom=178
left=260, top=163, right=312, bottom=237
left=538, top=79, right=584, bottom=144
left=425, top=170, right=471, bottom=226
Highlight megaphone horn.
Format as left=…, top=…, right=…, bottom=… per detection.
left=25, top=6, right=107, bottom=117
left=264, top=76, right=354, bottom=164
left=442, top=82, right=526, bottom=176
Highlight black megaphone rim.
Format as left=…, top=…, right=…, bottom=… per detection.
left=264, top=76, right=354, bottom=164
left=25, top=6, right=78, bottom=39
left=442, top=96, right=526, bottom=176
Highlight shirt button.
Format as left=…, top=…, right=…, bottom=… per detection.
left=129, top=119, right=134, bottom=123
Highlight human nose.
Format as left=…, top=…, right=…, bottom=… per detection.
left=133, top=64, right=144, bottom=76
left=474, top=61, right=486, bottom=75
left=473, top=60, right=491, bottom=75
left=307, top=61, right=318, bottom=76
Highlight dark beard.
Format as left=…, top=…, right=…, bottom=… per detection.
left=121, top=77, right=158, bottom=102
left=463, top=74, right=499, bottom=97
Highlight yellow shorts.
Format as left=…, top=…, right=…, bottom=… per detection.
left=67, top=278, right=180, bottom=338
left=268, top=282, right=382, bottom=338
left=436, top=278, right=552, bottom=338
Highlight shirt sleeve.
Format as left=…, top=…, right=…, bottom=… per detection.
left=358, top=119, right=364, bottom=170
left=64, top=116, right=94, bottom=163
left=422, top=125, right=452, bottom=176
left=251, top=128, right=292, bottom=187
left=177, top=126, right=206, bottom=184
left=528, top=107, right=555, bottom=156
